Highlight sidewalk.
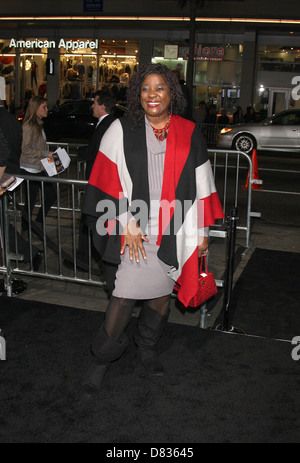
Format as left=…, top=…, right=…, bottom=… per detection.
left=10, top=216, right=300, bottom=329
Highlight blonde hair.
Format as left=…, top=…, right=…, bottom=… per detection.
left=23, top=96, right=47, bottom=141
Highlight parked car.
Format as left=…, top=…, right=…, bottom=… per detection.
left=43, top=99, right=95, bottom=141
left=217, top=109, right=300, bottom=154
left=43, top=99, right=126, bottom=141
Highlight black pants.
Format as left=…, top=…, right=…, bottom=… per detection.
left=21, top=170, right=57, bottom=229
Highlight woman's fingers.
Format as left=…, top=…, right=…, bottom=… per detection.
left=198, top=236, right=209, bottom=257
left=121, top=222, right=149, bottom=262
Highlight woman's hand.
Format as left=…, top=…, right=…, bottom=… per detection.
left=198, top=236, right=209, bottom=258
left=121, top=220, right=149, bottom=263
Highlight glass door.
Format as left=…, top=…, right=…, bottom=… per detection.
left=268, top=88, right=291, bottom=117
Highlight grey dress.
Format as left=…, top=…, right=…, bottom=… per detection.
left=112, top=117, right=174, bottom=300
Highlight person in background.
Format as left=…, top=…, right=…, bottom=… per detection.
left=217, top=108, right=230, bottom=128
left=80, top=63, right=224, bottom=398
left=194, top=100, right=207, bottom=124
left=31, top=61, right=38, bottom=88
left=19, top=96, right=57, bottom=231
left=205, top=105, right=217, bottom=124
left=171, top=69, right=193, bottom=120
left=67, top=88, right=118, bottom=272
left=0, top=79, right=22, bottom=178
left=0, top=82, right=42, bottom=270
left=84, top=89, right=118, bottom=181
left=244, top=106, right=256, bottom=123
left=233, top=106, right=245, bottom=124
left=0, top=75, right=21, bottom=186
left=0, top=126, right=9, bottom=192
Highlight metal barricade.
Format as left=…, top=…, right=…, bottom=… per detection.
left=201, top=123, right=220, bottom=144
left=207, top=149, right=256, bottom=248
left=17, top=142, right=88, bottom=211
left=0, top=173, right=105, bottom=297
left=200, top=123, right=231, bottom=144
left=0, top=146, right=256, bottom=299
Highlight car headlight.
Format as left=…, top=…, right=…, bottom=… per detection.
left=220, top=127, right=233, bottom=134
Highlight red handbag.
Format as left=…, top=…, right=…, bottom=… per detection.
left=188, top=256, right=218, bottom=307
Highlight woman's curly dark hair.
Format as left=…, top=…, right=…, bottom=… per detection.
left=126, top=63, right=187, bottom=126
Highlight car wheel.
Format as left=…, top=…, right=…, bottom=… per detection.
left=233, top=134, right=256, bottom=154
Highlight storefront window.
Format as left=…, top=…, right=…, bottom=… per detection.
left=253, top=84, right=300, bottom=120
left=258, top=45, right=300, bottom=72
left=59, top=39, right=139, bottom=103
left=194, top=44, right=242, bottom=117
left=255, top=45, right=300, bottom=118
left=152, top=41, right=188, bottom=80
left=1, top=37, right=139, bottom=112
left=0, top=39, right=16, bottom=111
left=0, top=38, right=49, bottom=113
left=152, top=41, right=242, bottom=117
left=19, top=51, right=47, bottom=102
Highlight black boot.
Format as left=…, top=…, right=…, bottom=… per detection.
left=134, top=304, right=170, bottom=376
left=82, top=324, right=129, bottom=398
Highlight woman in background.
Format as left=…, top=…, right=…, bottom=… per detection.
left=20, top=96, right=56, bottom=230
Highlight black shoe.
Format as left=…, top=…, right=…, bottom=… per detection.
left=32, top=251, right=43, bottom=272
left=138, top=350, right=165, bottom=376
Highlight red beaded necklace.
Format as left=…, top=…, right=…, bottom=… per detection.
left=151, top=115, right=171, bottom=141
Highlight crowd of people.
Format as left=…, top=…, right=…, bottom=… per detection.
left=0, top=65, right=225, bottom=399
left=194, top=100, right=257, bottom=126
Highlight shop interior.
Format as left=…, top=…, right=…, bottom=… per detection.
left=59, top=39, right=139, bottom=104
left=0, top=38, right=139, bottom=112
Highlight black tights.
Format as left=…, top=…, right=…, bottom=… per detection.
left=104, top=295, right=170, bottom=341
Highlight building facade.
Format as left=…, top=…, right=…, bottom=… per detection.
left=1, top=1, right=300, bottom=120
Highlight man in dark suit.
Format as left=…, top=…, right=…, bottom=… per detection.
left=69, top=89, right=118, bottom=271
left=83, top=89, right=117, bottom=181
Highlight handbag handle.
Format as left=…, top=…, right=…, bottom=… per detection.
left=174, top=256, right=209, bottom=292
left=199, top=256, right=208, bottom=273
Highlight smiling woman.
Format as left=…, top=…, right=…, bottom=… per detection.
left=140, top=73, right=171, bottom=129
left=79, top=62, right=224, bottom=398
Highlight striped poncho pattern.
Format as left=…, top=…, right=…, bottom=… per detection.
left=83, top=114, right=224, bottom=307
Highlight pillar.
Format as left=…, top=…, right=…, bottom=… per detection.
left=239, top=31, right=257, bottom=111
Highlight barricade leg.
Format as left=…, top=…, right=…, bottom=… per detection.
left=211, top=207, right=244, bottom=334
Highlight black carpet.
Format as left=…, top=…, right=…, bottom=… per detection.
left=1, top=295, right=300, bottom=444
left=217, top=248, right=300, bottom=340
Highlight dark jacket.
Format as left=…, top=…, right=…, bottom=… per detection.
left=78, top=113, right=116, bottom=180
left=0, top=126, right=10, bottom=168
left=0, top=107, right=22, bottom=174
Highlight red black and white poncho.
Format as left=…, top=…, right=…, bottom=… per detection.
left=83, top=114, right=224, bottom=307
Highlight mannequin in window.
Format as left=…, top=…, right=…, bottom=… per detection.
left=31, top=61, right=38, bottom=88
